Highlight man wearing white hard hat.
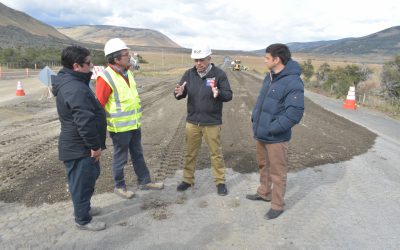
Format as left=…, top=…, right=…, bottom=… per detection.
left=96, top=38, right=163, bottom=199
left=174, top=44, right=233, bottom=196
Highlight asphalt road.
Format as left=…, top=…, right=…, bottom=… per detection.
left=305, top=90, right=400, bottom=144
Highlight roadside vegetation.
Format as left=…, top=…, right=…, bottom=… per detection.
left=0, top=47, right=108, bottom=68
left=300, top=55, right=400, bottom=118
left=1, top=47, right=398, bottom=118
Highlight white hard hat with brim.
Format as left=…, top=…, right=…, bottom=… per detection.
left=104, top=38, right=130, bottom=56
left=191, top=44, right=212, bottom=59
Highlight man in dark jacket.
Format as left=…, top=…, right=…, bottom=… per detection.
left=52, top=46, right=107, bottom=231
left=174, top=44, right=232, bottom=196
left=246, top=44, right=304, bottom=219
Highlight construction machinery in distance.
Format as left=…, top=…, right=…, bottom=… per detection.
left=232, top=59, right=241, bottom=71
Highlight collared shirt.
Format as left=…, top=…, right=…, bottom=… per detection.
left=197, top=63, right=212, bottom=78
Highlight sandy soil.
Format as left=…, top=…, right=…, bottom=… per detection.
left=0, top=66, right=376, bottom=206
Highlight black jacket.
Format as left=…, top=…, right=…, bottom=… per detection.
left=174, top=64, right=232, bottom=125
left=52, top=67, right=106, bottom=161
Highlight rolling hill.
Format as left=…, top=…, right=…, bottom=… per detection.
left=253, top=26, right=400, bottom=56
left=0, top=3, right=181, bottom=50
left=289, top=26, right=400, bottom=55
left=0, top=2, right=75, bottom=48
left=2, top=1, right=399, bottom=56
left=57, top=25, right=181, bottom=48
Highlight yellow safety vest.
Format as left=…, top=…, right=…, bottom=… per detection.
left=99, top=67, right=142, bottom=133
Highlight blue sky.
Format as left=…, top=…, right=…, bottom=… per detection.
left=2, top=0, right=400, bottom=50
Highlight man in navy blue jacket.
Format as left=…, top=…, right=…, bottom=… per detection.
left=52, top=46, right=107, bottom=231
left=246, top=44, right=304, bottom=220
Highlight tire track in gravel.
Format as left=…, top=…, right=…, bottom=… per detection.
left=217, top=69, right=261, bottom=173
left=0, top=135, right=59, bottom=187
left=140, top=78, right=177, bottom=108
left=136, top=77, right=188, bottom=182
left=0, top=68, right=377, bottom=206
left=0, top=118, right=59, bottom=147
left=152, top=116, right=186, bottom=181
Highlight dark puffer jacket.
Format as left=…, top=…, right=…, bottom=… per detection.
left=52, top=67, right=106, bottom=161
left=174, top=63, right=233, bottom=125
left=252, top=59, right=304, bottom=143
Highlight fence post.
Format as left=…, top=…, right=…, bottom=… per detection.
left=26, top=68, right=29, bottom=77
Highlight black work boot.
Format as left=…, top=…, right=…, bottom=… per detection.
left=177, top=181, right=191, bottom=191
left=246, top=193, right=271, bottom=202
left=264, top=208, right=283, bottom=220
left=217, top=183, right=228, bottom=196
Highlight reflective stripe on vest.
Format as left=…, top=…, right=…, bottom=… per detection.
left=102, top=70, right=122, bottom=113
left=105, top=107, right=143, bottom=118
left=100, top=67, right=142, bottom=132
left=107, top=116, right=142, bottom=127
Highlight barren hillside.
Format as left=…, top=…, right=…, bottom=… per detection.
left=0, top=2, right=70, bottom=40
left=57, top=25, right=181, bottom=48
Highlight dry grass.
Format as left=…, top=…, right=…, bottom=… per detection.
left=134, top=51, right=227, bottom=77
left=132, top=50, right=398, bottom=119
left=133, top=51, right=385, bottom=90
left=136, top=51, right=193, bottom=68
left=234, top=55, right=267, bottom=74
left=359, top=95, right=400, bottom=119
left=294, top=53, right=383, bottom=88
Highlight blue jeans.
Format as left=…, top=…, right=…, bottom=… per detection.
left=110, top=129, right=151, bottom=188
left=64, top=156, right=100, bottom=225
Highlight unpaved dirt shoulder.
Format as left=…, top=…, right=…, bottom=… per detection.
left=0, top=69, right=376, bottom=207
left=225, top=69, right=376, bottom=172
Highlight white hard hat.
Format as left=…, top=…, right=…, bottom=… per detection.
left=191, top=44, right=212, bottom=59
left=104, top=38, right=129, bottom=56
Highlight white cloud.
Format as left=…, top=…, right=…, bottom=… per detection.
left=2, top=0, right=400, bottom=50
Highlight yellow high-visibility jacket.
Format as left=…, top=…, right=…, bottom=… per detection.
left=99, top=67, right=142, bottom=133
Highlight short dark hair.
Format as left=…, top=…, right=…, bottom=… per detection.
left=106, top=50, right=123, bottom=64
left=265, top=43, right=291, bottom=65
left=61, top=45, right=90, bottom=69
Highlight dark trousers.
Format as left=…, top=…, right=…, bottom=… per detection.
left=64, top=156, right=100, bottom=225
left=110, top=128, right=151, bottom=188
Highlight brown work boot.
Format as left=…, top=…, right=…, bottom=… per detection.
left=139, top=182, right=164, bottom=190
left=76, top=219, right=106, bottom=231
left=114, top=187, right=135, bottom=199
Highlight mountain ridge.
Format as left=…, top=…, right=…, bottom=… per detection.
left=253, top=26, right=400, bottom=55
left=0, top=2, right=71, bottom=41
left=57, top=25, right=181, bottom=48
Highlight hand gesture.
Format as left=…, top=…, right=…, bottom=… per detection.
left=211, top=85, right=218, bottom=98
left=175, top=81, right=187, bottom=97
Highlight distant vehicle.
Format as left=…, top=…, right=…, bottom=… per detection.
left=130, top=57, right=140, bottom=70
left=224, top=56, right=231, bottom=63
left=232, top=59, right=241, bottom=71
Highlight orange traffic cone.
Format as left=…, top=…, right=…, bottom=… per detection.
left=16, top=81, right=26, bottom=96
left=343, top=86, right=356, bottom=110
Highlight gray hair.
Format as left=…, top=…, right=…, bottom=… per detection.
left=106, top=50, right=123, bottom=64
